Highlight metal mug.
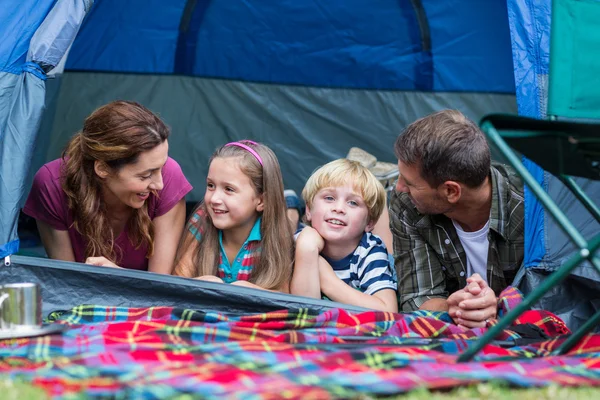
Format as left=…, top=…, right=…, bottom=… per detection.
left=0, top=283, right=42, bottom=330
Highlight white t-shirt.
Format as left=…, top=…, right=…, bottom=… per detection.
left=452, top=219, right=490, bottom=281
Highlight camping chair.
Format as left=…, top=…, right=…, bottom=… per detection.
left=458, top=0, right=600, bottom=362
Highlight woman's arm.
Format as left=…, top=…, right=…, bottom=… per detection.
left=148, top=198, right=187, bottom=274
left=36, top=219, right=76, bottom=262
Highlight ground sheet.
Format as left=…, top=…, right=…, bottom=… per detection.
left=0, top=287, right=598, bottom=398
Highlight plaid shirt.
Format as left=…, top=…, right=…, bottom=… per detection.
left=188, top=210, right=262, bottom=283
left=390, top=163, right=525, bottom=311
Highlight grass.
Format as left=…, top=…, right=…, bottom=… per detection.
left=384, top=383, right=600, bottom=400
left=0, top=379, right=48, bottom=400
left=3, top=379, right=599, bottom=399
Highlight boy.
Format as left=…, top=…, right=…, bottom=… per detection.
left=290, top=159, right=398, bottom=312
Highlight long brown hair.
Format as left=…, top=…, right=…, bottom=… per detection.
left=174, top=141, right=293, bottom=290
left=61, top=100, right=170, bottom=263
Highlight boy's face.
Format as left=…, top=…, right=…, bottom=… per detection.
left=305, top=185, right=374, bottom=247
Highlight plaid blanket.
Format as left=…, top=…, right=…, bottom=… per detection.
left=0, top=287, right=598, bottom=399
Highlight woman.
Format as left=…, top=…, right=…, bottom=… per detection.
left=23, top=101, right=192, bottom=273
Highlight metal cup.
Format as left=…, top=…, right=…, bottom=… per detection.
left=0, top=283, right=42, bottom=330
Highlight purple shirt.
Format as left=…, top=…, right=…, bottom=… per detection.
left=23, top=157, right=192, bottom=270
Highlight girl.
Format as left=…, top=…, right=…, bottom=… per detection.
left=24, top=101, right=192, bottom=272
left=173, top=140, right=293, bottom=292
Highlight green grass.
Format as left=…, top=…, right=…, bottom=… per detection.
left=384, top=383, right=600, bottom=400
left=0, top=379, right=48, bottom=400
left=3, top=379, right=599, bottom=399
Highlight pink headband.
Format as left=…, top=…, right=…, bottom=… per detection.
left=224, top=140, right=263, bottom=166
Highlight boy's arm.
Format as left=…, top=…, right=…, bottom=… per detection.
left=290, top=227, right=324, bottom=299
left=318, top=257, right=398, bottom=312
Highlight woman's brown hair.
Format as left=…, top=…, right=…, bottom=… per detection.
left=174, top=141, right=294, bottom=291
left=61, top=100, right=170, bottom=263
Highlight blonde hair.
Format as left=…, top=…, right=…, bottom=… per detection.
left=174, top=141, right=293, bottom=291
left=302, top=159, right=386, bottom=224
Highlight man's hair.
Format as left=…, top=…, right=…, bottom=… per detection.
left=302, top=159, right=386, bottom=224
left=394, top=109, right=491, bottom=188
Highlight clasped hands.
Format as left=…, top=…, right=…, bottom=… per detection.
left=447, top=273, right=497, bottom=330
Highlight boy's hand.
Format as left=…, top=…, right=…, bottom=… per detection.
left=295, top=226, right=325, bottom=253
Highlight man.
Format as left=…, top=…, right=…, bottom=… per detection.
left=389, top=109, right=524, bottom=329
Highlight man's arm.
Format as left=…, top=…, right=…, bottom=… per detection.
left=389, top=192, right=448, bottom=311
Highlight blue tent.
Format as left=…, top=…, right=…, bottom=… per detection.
left=31, top=0, right=517, bottom=203
left=0, top=0, right=91, bottom=259
left=507, top=0, right=600, bottom=329
left=8, top=0, right=594, bottom=329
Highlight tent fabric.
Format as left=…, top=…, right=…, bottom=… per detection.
left=548, top=0, right=600, bottom=119
left=0, top=256, right=368, bottom=317
left=507, top=0, right=551, bottom=118
left=0, top=0, right=55, bottom=257
left=0, top=71, right=45, bottom=258
left=25, top=0, right=518, bottom=202
left=0, top=0, right=91, bottom=257
left=0, top=0, right=56, bottom=74
left=32, top=72, right=516, bottom=201
left=514, top=170, right=600, bottom=329
left=507, top=0, right=600, bottom=331
left=522, top=158, right=546, bottom=269
left=66, top=0, right=515, bottom=92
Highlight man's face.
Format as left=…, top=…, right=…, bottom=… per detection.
left=395, top=160, right=451, bottom=215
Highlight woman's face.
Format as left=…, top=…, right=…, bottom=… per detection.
left=99, top=140, right=169, bottom=211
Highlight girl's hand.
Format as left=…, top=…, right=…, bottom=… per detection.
left=195, top=275, right=224, bottom=283
left=85, top=256, right=121, bottom=268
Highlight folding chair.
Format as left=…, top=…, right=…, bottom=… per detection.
left=458, top=0, right=600, bottom=362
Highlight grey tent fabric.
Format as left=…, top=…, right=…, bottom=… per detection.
left=1, top=256, right=368, bottom=318
left=514, top=174, right=600, bottom=331
left=0, top=70, right=46, bottom=257
left=0, top=0, right=91, bottom=258
left=28, top=0, right=94, bottom=73
left=31, top=72, right=517, bottom=201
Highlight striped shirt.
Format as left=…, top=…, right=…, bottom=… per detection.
left=322, top=232, right=398, bottom=295
left=188, top=210, right=262, bottom=283
left=390, top=163, right=525, bottom=311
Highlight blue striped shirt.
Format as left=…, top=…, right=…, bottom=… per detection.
left=323, top=232, right=397, bottom=295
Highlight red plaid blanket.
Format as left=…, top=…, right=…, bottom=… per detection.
left=0, top=287, right=597, bottom=399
